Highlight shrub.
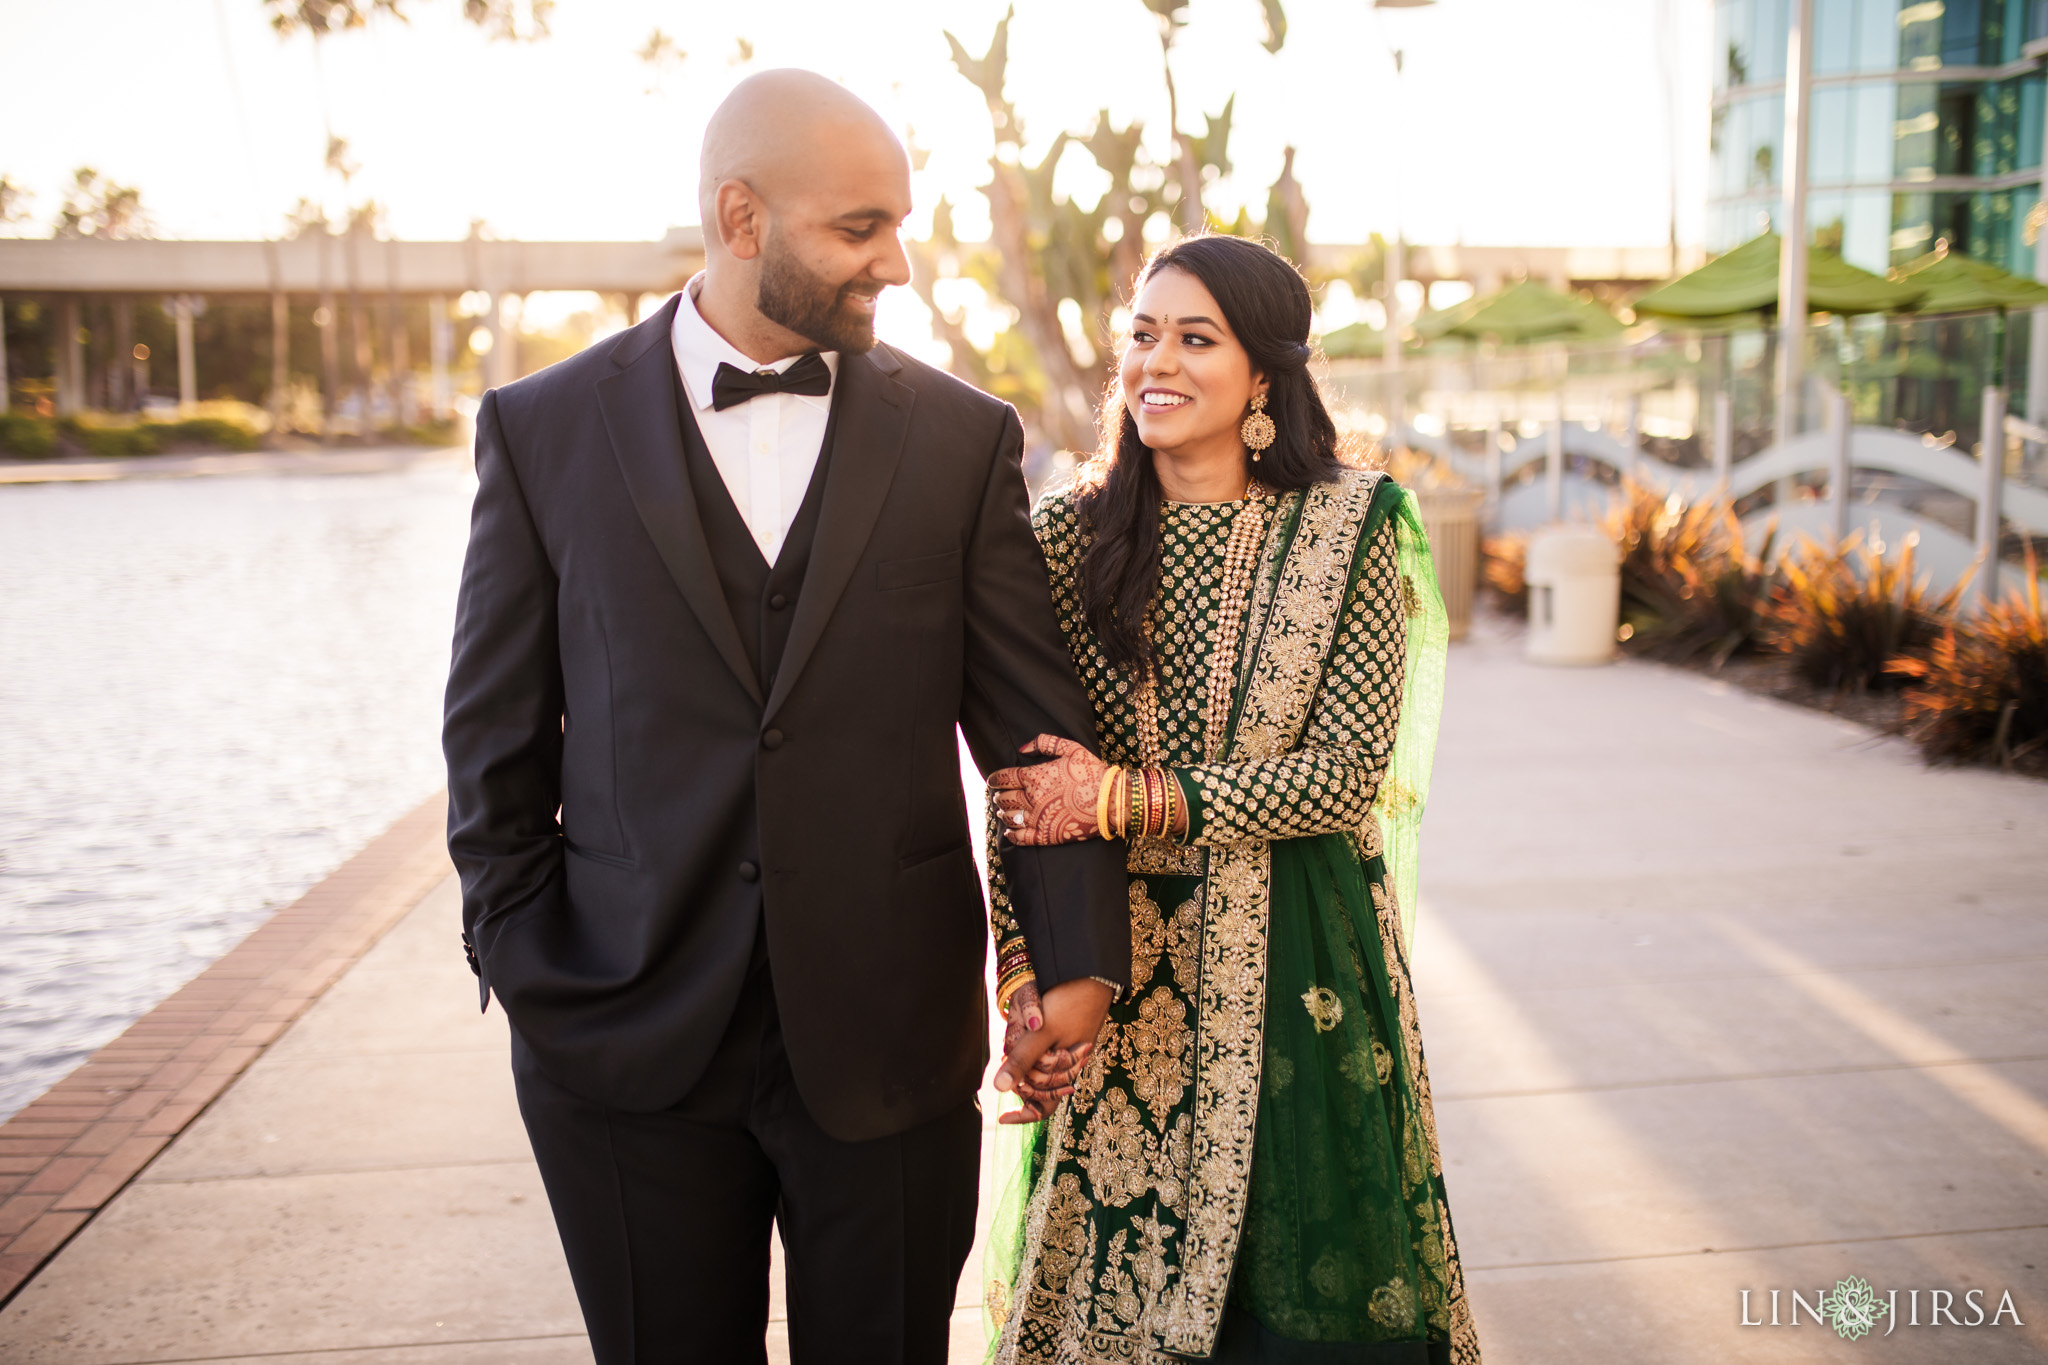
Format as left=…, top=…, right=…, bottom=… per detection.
left=59, top=417, right=160, bottom=457
left=1480, top=532, right=1528, bottom=613
left=0, top=413, right=56, bottom=457
left=1602, top=480, right=1775, bottom=666
left=1893, top=548, right=2048, bottom=774
left=1763, top=531, right=1961, bottom=694
left=155, top=416, right=259, bottom=451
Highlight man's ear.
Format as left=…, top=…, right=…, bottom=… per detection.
left=714, top=179, right=765, bottom=262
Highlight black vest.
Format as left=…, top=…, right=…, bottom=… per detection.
left=669, top=359, right=838, bottom=697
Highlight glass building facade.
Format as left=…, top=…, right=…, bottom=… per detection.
left=1710, top=0, right=2048, bottom=274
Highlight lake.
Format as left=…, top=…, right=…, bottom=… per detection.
left=0, top=461, right=475, bottom=1121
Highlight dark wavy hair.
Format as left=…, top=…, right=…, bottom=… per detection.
left=1074, top=234, right=1344, bottom=678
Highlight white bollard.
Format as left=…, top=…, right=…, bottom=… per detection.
left=1526, top=525, right=1620, bottom=666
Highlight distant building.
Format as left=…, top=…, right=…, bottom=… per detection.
left=1709, top=0, right=2048, bottom=275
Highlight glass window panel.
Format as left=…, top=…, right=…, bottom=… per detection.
left=1812, top=86, right=1853, bottom=180
left=1943, top=0, right=1986, bottom=65
left=1997, top=0, right=2026, bottom=62
left=1891, top=190, right=1937, bottom=263
left=1749, top=93, right=1786, bottom=191
left=2019, top=74, right=2043, bottom=168
left=1894, top=82, right=1939, bottom=179
left=1812, top=190, right=1850, bottom=251
left=1841, top=190, right=1893, bottom=270
left=1816, top=0, right=1855, bottom=71
left=1756, top=0, right=1789, bottom=83
left=1853, top=82, right=1899, bottom=180
left=1858, top=0, right=1900, bottom=69
left=1900, top=0, right=1944, bottom=69
left=1715, top=0, right=1734, bottom=91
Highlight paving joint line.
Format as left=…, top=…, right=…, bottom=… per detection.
left=1437, top=1052, right=2048, bottom=1101
left=1465, top=1221, right=2048, bottom=1272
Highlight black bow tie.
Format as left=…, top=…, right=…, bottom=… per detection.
left=710, top=353, right=832, bottom=411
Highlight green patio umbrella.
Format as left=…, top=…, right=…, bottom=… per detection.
left=1413, top=278, right=1624, bottom=345
left=1632, top=231, right=1927, bottom=319
left=1895, top=244, right=2048, bottom=315
left=1893, top=244, right=2048, bottom=387
left=1319, top=320, right=1386, bottom=359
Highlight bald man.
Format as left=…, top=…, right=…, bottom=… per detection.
left=442, top=70, right=1128, bottom=1363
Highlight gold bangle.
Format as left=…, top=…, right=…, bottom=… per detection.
left=1096, top=766, right=1121, bottom=842
left=1116, top=767, right=1133, bottom=839
left=1161, top=770, right=1180, bottom=841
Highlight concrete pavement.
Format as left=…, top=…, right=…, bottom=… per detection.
left=1, top=615, right=2043, bottom=1361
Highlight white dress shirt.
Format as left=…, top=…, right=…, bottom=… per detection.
left=670, top=278, right=839, bottom=564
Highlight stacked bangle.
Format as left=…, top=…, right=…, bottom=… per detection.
left=1096, top=766, right=1122, bottom=842
left=1100, top=763, right=1185, bottom=842
left=995, top=940, right=1036, bottom=1016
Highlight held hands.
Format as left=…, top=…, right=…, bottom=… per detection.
left=989, top=735, right=1108, bottom=847
left=992, top=976, right=1113, bottom=1124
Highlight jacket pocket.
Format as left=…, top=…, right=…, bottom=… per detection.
left=877, top=549, right=961, bottom=591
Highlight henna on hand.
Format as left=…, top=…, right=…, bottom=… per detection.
left=987, top=734, right=1108, bottom=847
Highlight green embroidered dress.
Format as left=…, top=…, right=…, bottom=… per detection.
left=985, top=469, right=1478, bottom=1365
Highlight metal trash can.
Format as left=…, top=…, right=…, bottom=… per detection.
left=1411, top=487, right=1483, bottom=642
left=1525, top=525, right=1619, bottom=665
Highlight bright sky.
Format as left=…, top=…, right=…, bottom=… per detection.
left=1, top=0, right=1711, bottom=253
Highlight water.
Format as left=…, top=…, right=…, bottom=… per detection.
left=0, top=463, right=476, bottom=1121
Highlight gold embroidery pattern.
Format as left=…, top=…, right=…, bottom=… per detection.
left=1301, top=985, right=1344, bottom=1032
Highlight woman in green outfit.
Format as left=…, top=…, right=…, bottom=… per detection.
left=982, top=234, right=1479, bottom=1365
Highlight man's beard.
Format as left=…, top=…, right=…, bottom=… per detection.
left=757, top=236, right=882, bottom=355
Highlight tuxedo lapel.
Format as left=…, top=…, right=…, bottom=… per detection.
left=597, top=299, right=764, bottom=707
left=763, top=346, right=913, bottom=721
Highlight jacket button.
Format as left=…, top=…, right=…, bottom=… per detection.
left=762, top=729, right=784, bottom=750
left=769, top=592, right=789, bottom=610
left=738, top=861, right=760, bottom=882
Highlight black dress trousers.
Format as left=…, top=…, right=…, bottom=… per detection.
left=512, top=951, right=980, bottom=1365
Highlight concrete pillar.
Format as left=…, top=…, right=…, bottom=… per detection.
left=1978, top=384, right=2007, bottom=604
left=1547, top=391, right=1565, bottom=521
left=1624, top=392, right=1642, bottom=485
left=0, top=295, right=10, bottom=414
left=490, top=292, right=521, bottom=389
left=111, top=299, right=133, bottom=412
left=58, top=296, right=83, bottom=416
left=270, top=292, right=290, bottom=432
left=1774, top=0, right=1814, bottom=447
left=318, top=297, right=340, bottom=436
left=1713, top=391, right=1734, bottom=494
left=429, top=295, right=452, bottom=419
left=1827, top=387, right=1852, bottom=542
left=132, top=341, right=149, bottom=407
left=173, top=296, right=198, bottom=409
left=387, top=297, right=410, bottom=428
left=1485, top=417, right=1504, bottom=522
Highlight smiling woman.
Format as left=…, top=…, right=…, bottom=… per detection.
left=980, top=234, right=1476, bottom=1364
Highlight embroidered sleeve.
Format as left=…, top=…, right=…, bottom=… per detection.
left=1177, top=514, right=1406, bottom=845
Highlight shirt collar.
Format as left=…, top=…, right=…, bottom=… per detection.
left=671, top=274, right=839, bottom=414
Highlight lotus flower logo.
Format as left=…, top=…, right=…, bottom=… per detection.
left=1818, top=1276, right=1888, bottom=1341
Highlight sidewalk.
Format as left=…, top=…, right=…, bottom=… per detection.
left=1, top=617, right=2043, bottom=1361
left=1419, top=619, right=2048, bottom=1362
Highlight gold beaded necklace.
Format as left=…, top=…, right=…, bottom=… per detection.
left=1134, top=478, right=1273, bottom=766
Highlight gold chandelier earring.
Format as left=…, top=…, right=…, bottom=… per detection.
left=1241, top=393, right=1277, bottom=463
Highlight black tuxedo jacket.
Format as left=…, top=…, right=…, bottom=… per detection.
left=442, top=299, right=1128, bottom=1141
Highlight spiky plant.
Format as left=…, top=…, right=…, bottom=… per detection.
left=1480, top=532, right=1528, bottom=613
left=1601, top=480, right=1775, bottom=666
left=1893, top=546, right=2048, bottom=774
left=1763, top=531, right=1963, bottom=694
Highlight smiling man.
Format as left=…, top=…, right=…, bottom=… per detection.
left=441, top=70, right=1129, bottom=1365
